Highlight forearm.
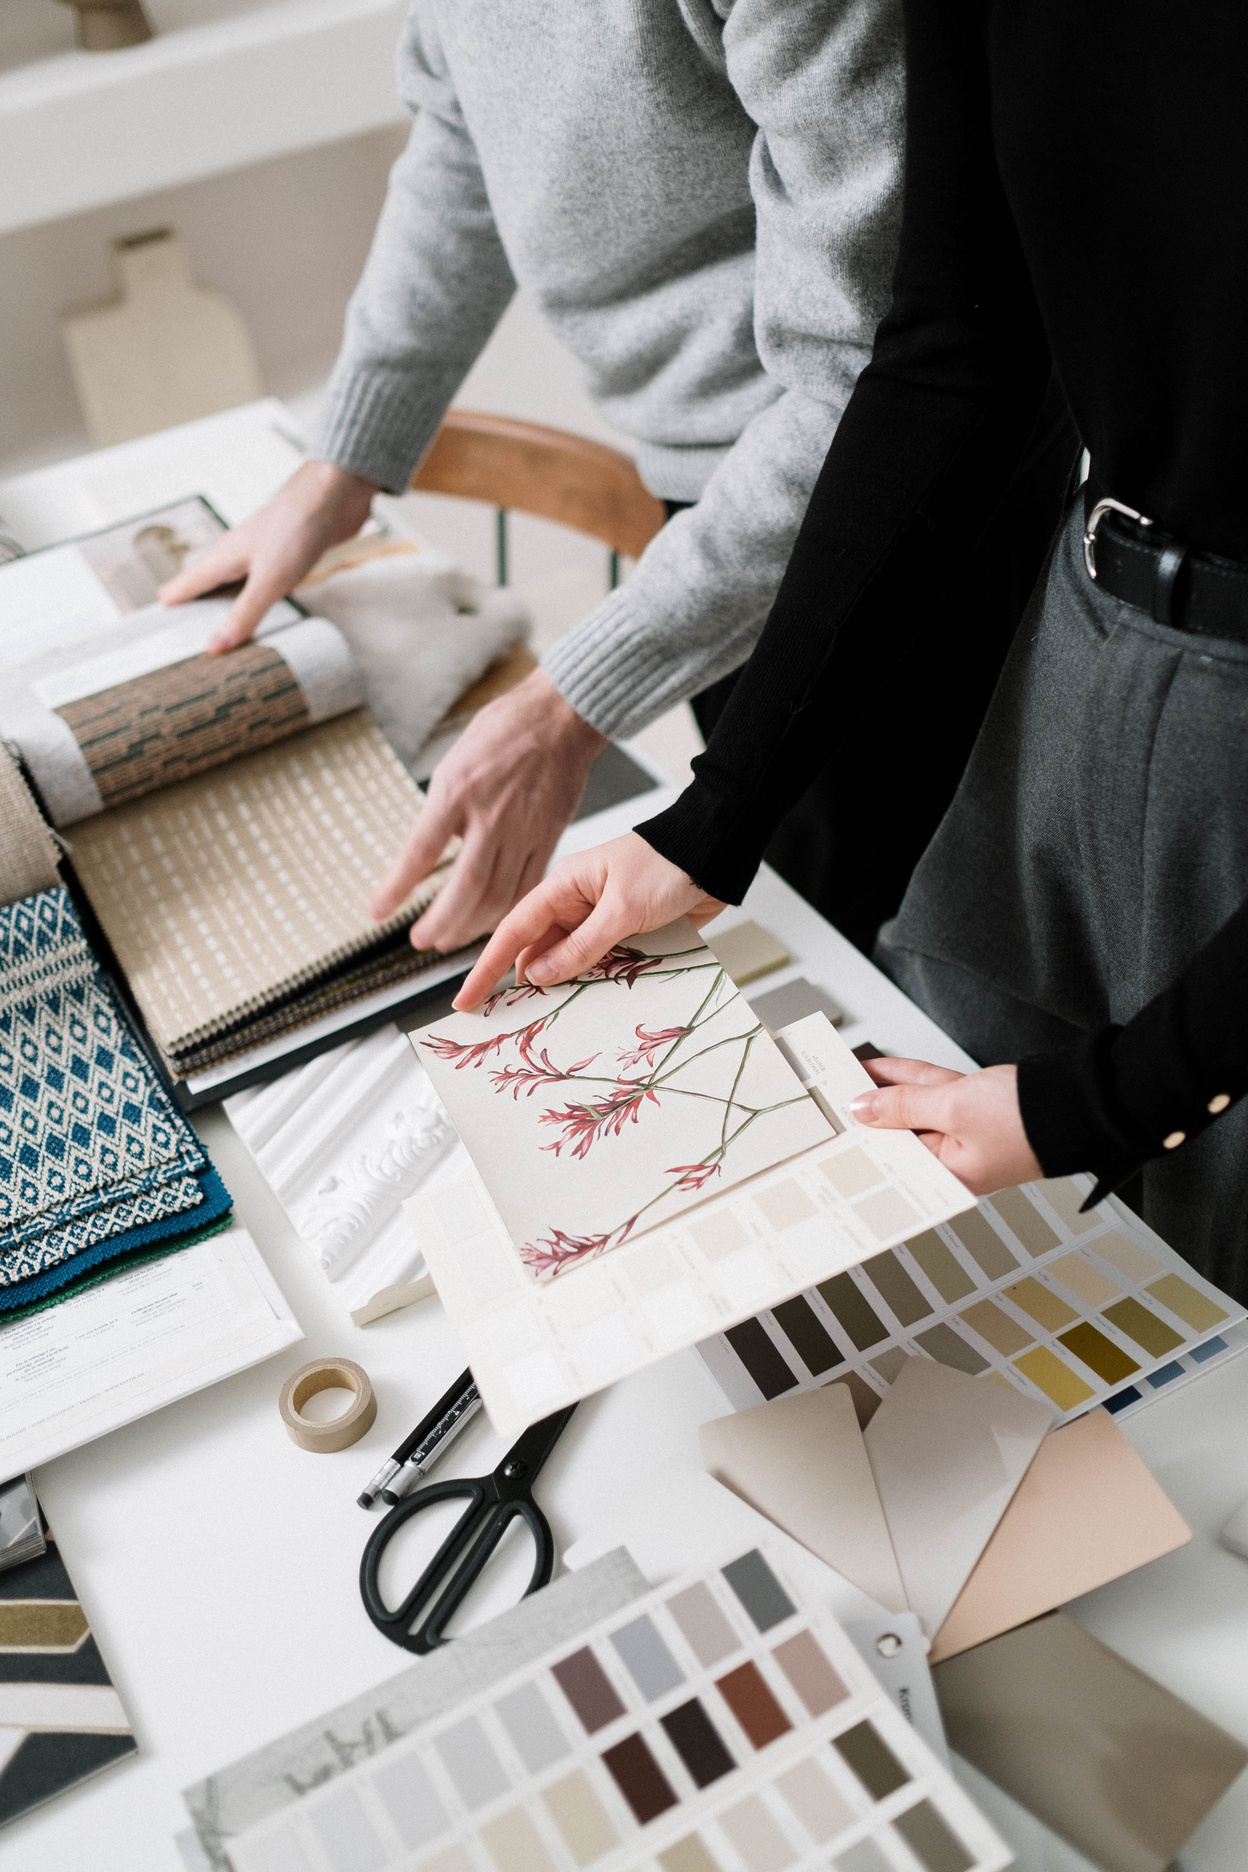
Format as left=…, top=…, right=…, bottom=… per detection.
left=1017, top=896, right=1248, bottom=1199
left=541, top=388, right=840, bottom=738
left=315, top=112, right=516, bottom=495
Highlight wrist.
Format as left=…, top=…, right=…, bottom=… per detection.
left=528, top=670, right=610, bottom=763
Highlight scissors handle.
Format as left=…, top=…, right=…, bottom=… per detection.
left=360, top=1477, right=555, bottom=1654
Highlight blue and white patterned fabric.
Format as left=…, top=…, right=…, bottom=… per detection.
left=0, top=888, right=206, bottom=1279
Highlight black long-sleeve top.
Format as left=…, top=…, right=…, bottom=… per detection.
left=640, top=0, right=1248, bottom=1192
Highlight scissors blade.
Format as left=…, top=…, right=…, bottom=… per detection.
left=494, top=1403, right=577, bottom=1492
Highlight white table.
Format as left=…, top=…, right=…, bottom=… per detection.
left=6, top=418, right=1248, bottom=1872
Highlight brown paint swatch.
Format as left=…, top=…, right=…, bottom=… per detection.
left=946, top=1210, right=1018, bottom=1279
left=1057, top=1321, right=1139, bottom=1385
left=771, top=1295, right=843, bottom=1375
left=725, top=1319, right=799, bottom=1399
left=913, top=1322, right=989, bottom=1375
left=860, top=1249, right=934, bottom=1326
left=715, top=1661, right=792, bottom=1749
left=960, top=1298, right=1033, bottom=1355
left=832, top=1720, right=912, bottom=1800
left=771, top=1630, right=849, bottom=1717
left=660, top=1699, right=736, bottom=1788
left=1001, top=1276, right=1079, bottom=1332
left=894, top=1800, right=975, bottom=1872
left=600, top=1733, right=679, bottom=1825
left=905, top=1231, right=977, bottom=1303
left=551, top=1648, right=626, bottom=1734
left=987, top=1187, right=1060, bottom=1257
left=1102, top=1295, right=1184, bottom=1357
left=816, top=1273, right=888, bottom=1350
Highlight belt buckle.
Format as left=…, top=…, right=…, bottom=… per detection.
left=1083, top=496, right=1153, bottom=579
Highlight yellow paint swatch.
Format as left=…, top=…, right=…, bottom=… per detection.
left=1058, top=1322, right=1139, bottom=1385
left=1102, top=1296, right=1184, bottom=1357
left=542, top=1771, right=618, bottom=1866
left=1050, top=1252, right=1121, bottom=1308
left=0, top=1602, right=89, bottom=1650
left=1002, top=1277, right=1079, bottom=1332
left=1014, top=1346, right=1095, bottom=1409
left=1147, top=1273, right=1228, bottom=1334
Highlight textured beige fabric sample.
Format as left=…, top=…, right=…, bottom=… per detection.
left=929, top=1407, right=1190, bottom=1662
left=69, top=712, right=440, bottom=1053
left=0, top=746, right=61, bottom=908
left=934, top=1611, right=1248, bottom=1872
left=699, top=1384, right=906, bottom=1612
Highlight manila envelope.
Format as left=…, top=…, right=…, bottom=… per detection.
left=699, top=1384, right=906, bottom=1613
left=930, top=1407, right=1191, bottom=1662
left=863, top=1356, right=1054, bottom=1637
left=934, top=1611, right=1248, bottom=1872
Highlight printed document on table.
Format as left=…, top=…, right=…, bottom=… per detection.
left=0, top=1224, right=303, bottom=1474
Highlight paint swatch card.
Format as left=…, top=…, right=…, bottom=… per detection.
left=933, top=1611, right=1248, bottom=1872
left=406, top=1014, right=975, bottom=1438
left=698, top=1172, right=1247, bottom=1432
left=222, top=1547, right=1011, bottom=1872
left=862, top=1359, right=1054, bottom=1638
left=929, top=1407, right=1191, bottom=1663
left=417, top=922, right=832, bottom=1281
left=700, top=1386, right=907, bottom=1614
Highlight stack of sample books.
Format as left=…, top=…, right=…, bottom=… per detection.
left=0, top=500, right=462, bottom=1093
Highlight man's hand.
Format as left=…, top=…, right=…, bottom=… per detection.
left=454, top=829, right=724, bottom=1009
left=371, top=669, right=613, bottom=954
left=849, top=1058, right=1041, bottom=1194
left=158, top=460, right=379, bottom=652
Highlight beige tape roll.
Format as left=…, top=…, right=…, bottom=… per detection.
left=279, top=1358, right=377, bottom=1453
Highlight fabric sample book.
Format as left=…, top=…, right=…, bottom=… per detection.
left=0, top=885, right=232, bottom=1317
left=0, top=1519, right=137, bottom=1829
left=0, top=500, right=480, bottom=1082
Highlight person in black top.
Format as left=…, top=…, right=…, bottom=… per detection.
left=453, top=3, right=1248, bottom=1302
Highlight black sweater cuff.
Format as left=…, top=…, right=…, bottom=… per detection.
left=1017, top=1029, right=1147, bottom=1203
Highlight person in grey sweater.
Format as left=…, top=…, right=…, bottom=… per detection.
left=164, top=0, right=904, bottom=949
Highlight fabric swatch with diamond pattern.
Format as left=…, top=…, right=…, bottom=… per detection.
left=0, top=888, right=205, bottom=1263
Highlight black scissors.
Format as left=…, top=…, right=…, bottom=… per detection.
left=359, top=1402, right=577, bottom=1653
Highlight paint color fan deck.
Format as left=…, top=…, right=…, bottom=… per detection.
left=698, top=1176, right=1247, bottom=1427
left=223, top=1548, right=1010, bottom=1872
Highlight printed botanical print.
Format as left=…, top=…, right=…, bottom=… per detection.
left=418, top=920, right=830, bottom=1279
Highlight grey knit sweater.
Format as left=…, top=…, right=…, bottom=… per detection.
left=316, top=0, right=903, bottom=740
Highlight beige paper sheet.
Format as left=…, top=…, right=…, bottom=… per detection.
left=930, top=1407, right=1191, bottom=1662
left=862, top=1355, right=1054, bottom=1637
left=69, top=711, right=438, bottom=1053
left=699, top=1384, right=906, bottom=1613
left=934, top=1611, right=1248, bottom=1872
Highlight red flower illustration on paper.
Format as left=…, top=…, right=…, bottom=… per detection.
left=539, top=1080, right=658, bottom=1159
left=665, top=1160, right=723, bottom=1193
left=491, top=1046, right=600, bottom=1100
left=586, top=945, right=669, bottom=989
left=519, top=1228, right=619, bottom=1277
left=617, top=1025, right=691, bottom=1070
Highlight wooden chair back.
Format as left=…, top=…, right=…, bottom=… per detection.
left=411, top=409, right=666, bottom=562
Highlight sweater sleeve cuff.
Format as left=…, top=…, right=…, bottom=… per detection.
left=313, top=366, right=453, bottom=497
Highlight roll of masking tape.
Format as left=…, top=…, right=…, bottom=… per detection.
left=279, top=1358, right=377, bottom=1453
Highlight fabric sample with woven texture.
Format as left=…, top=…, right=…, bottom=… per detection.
left=0, top=1171, right=203, bottom=1286
left=0, top=745, right=61, bottom=910
left=0, top=887, right=206, bottom=1269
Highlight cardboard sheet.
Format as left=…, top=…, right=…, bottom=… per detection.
left=930, top=1407, right=1191, bottom=1662
left=934, top=1611, right=1248, bottom=1872
left=862, top=1356, right=1054, bottom=1637
left=699, top=1385, right=907, bottom=1613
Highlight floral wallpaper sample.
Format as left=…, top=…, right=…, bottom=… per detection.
left=417, top=919, right=831, bottom=1279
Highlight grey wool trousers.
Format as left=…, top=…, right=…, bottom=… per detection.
left=878, top=497, right=1248, bottom=1302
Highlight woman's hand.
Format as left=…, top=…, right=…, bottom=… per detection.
left=158, top=460, right=378, bottom=652
left=849, top=1057, right=1041, bottom=1194
left=453, top=831, right=725, bottom=1009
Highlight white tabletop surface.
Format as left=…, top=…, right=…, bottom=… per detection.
left=5, top=414, right=1248, bottom=1872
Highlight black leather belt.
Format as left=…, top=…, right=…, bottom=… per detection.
left=1082, top=488, right=1248, bottom=643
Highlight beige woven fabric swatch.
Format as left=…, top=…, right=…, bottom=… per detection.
left=0, top=745, right=61, bottom=909
left=68, top=712, right=439, bottom=1055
